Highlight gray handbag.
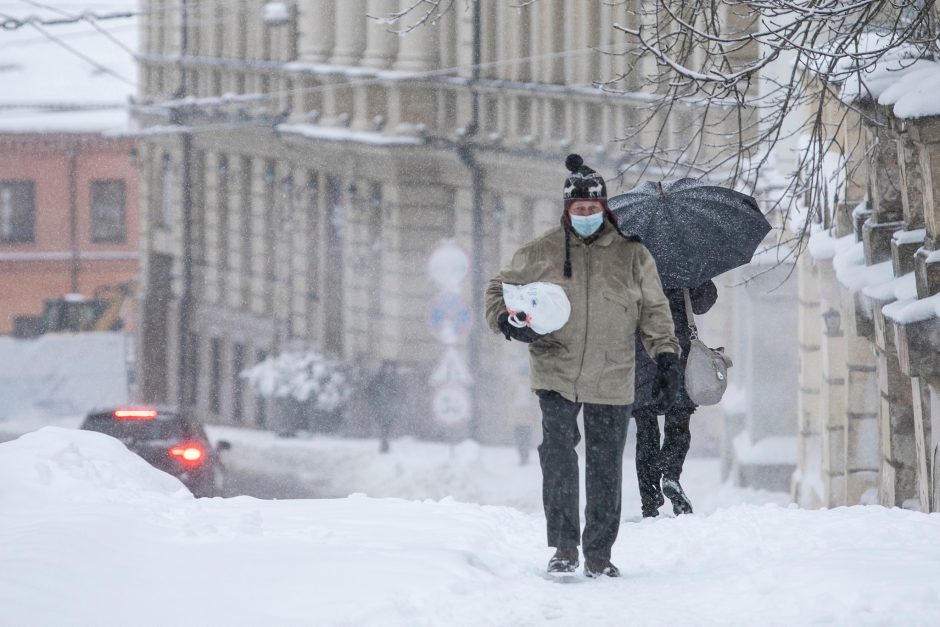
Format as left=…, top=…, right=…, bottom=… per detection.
left=682, top=289, right=733, bottom=406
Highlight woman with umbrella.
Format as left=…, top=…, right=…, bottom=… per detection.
left=633, top=281, right=717, bottom=517
left=608, top=178, right=770, bottom=518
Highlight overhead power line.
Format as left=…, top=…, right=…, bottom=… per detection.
left=16, top=0, right=136, bottom=56
left=0, top=7, right=133, bottom=30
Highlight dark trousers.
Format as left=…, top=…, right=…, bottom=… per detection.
left=537, top=390, right=631, bottom=562
left=634, top=407, right=693, bottom=509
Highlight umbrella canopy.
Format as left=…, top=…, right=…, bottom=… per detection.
left=609, top=179, right=771, bottom=288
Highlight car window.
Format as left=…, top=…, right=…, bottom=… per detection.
left=81, top=412, right=188, bottom=442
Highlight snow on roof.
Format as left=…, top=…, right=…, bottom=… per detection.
left=0, top=0, right=138, bottom=133
left=878, top=61, right=940, bottom=119
left=833, top=32, right=940, bottom=120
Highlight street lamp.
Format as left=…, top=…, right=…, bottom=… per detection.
left=822, top=307, right=842, bottom=336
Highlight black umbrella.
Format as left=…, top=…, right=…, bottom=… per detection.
left=608, top=179, right=771, bottom=289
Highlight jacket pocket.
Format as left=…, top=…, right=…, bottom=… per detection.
left=598, top=349, right=632, bottom=397
left=600, top=289, right=638, bottom=342
left=602, top=289, right=633, bottom=310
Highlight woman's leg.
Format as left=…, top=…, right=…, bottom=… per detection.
left=633, top=408, right=664, bottom=517
left=660, top=408, right=693, bottom=481
left=660, top=407, right=694, bottom=514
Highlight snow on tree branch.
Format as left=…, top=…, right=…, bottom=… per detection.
left=241, top=350, right=356, bottom=412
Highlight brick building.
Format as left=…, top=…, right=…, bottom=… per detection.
left=0, top=2, right=139, bottom=335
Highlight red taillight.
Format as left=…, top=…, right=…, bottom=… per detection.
left=114, top=409, right=158, bottom=419
left=169, top=443, right=204, bottom=464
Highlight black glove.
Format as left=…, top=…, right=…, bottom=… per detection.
left=497, top=312, right=542, bottom=343
left=651, top=352, right=681, bottom=413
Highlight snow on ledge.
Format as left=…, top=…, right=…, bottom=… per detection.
left=832, top=241, right=893, bottom=294
left=807, top=229, right=855, bottom=261
left=893, top=228, right=926, bottom=245
left=883, top=292, right=940, bottom=325
left=861, top=271, right=916, bottom=303
left=277, top=123, right=424, bottom=146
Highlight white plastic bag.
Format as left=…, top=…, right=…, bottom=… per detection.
left=501, top=282, right=571, bottom=335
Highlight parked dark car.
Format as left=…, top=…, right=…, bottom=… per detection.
left=79, top=406, right=231, bottom=497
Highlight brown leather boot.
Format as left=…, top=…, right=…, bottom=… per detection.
left=547, top=547, right=579, bottom=573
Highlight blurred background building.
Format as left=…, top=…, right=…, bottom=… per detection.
left=130, top=0, right=798, bottom=487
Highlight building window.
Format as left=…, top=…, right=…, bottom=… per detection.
left=551, top=100, right=566, bottom=139
left=217, top=155, right=230, bottom=295
left=1, top=181, right=35, bottom=243
left=187, top=332, right=200, bottom=407
left=254, top=349, right=267, bottom=427
left=159, top=153, right=174, bottom=226
left=368, top=182, right=383, bottom=320
left=90, top=180, right=126, bottom=243
left=263, top=161, right=277, bottom=313
left=516, top=97, right=531, bottom=137
left=232, top=342, right=245, bottom=423
left=240, top=156, right=253, bottom=309
left=210, top=337, right=223, bottom=415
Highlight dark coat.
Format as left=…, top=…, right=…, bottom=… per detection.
left=633, top=281, right=718, bottom=412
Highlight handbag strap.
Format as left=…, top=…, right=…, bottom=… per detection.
left=683, top=288, right=699, bottom=340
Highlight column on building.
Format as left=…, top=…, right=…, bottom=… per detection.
left=382, top=1, right=440, bottom=135
left=794, top=250, right=824, bottom=506
left=203, top=152, right=223, bottom=307
left=299, top=0, right=335, bottom=63
left=361, top=0, right=399, bottom=69
left=317, top=1, right=366, bottom=127
left=817, top=257, right=848, bottom=506
left=842, top=311, right=880, bottom=504
left=340, top=176, right=370, bottom=357
left=391, top=1, right=439, bottom=71
left=271, top=163, right=295, bottom=346
left=350, top=1, right=398, bottom=131
left=330, top=0, right=368, bottom=66
left=496, top=2, right=527, bottom=82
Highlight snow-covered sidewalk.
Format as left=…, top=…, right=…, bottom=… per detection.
left=205, top=424, right=788, bottom=515
left=3, top=428, right=940, bottom=626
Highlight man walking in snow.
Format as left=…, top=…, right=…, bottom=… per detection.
left=485, top=155, right=681, bottom=578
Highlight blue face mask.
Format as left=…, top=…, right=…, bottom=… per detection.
left=570, top=212, right=603, bottom=237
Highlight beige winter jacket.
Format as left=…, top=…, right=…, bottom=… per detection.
left=485, top=219, right=679, bottom=406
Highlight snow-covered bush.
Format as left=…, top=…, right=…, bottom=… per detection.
left=240, top=350, right=354, bottom=413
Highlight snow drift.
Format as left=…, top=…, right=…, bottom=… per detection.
left=3, top=428, right=940, bottom=626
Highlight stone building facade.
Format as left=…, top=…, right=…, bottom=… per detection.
left=134, top=1, right=783, bottom=445
left=793, top=67, right=940, bottom=512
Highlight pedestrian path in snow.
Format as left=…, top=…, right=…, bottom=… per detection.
left=3, top=428, right=939, bottom=627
